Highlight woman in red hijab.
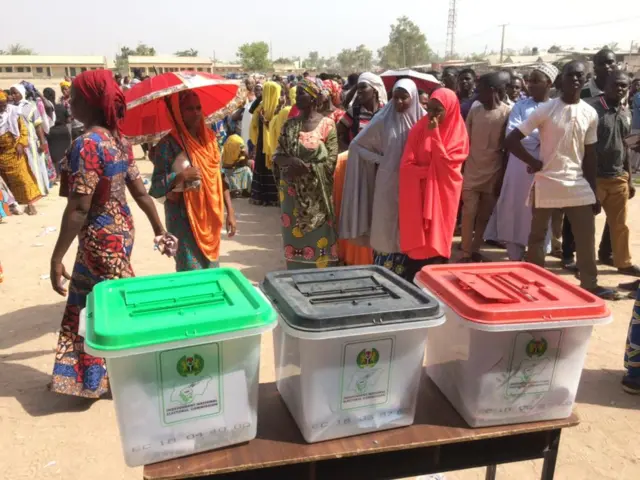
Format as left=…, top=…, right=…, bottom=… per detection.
left=398, top=88, right=469, bottom=275
left=49, top=70, right=174, bottom=398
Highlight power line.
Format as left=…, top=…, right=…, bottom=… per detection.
left=512, top=15, right=640, bottom=31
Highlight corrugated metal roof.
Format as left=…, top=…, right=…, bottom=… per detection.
left=128, top=56, right=212, bottom=65
left=0, top=55, right=106, bottom=65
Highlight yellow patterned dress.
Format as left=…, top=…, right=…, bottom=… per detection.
left=0, top=117, right=41, bottom=204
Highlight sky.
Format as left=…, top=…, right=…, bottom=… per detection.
left=4, top=0, right=640, bottom=61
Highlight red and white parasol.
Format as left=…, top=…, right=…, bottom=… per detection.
left=381, top=69, right=441, bottom=94
left=121, top=71, right=245, bottom=144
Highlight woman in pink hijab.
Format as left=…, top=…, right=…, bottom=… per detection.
left=399, top=87, right=469, bottom=270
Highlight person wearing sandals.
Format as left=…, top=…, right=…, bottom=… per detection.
left=0, top=91, right=41, bottom=215
left=49, top=70, right=176, bottom=398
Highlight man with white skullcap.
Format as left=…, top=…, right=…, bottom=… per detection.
left=505, top=60, right=620, bottom=300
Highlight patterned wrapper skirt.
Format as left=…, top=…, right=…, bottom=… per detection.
left=279, top=178, right=339, bottom=270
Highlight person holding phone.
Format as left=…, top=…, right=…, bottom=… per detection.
left=398, top=87, right=469, bottom=273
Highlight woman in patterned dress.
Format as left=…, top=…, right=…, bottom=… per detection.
left=273, top=79, right=339, bottom=270
left=0, top=91, right=41, bottom=215
left=150, top=90, right=237, bottom=272
left=49, top=71, right=172, bottom=398
left=10, top=83, right=50, bottom=196
left=21, top=81, right=58, bottom=184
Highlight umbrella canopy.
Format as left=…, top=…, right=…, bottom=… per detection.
left=121, top=71, right=245, bottom=144
left=381, top=69, right=441, bottom=94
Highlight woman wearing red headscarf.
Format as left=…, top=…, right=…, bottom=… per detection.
left=49, top=70, right=174, bottom=398
left=399, top=88, right=469, bottom=274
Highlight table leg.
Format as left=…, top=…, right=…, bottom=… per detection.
left=540, top=430, right=561, bottom=480
left=485, top=465, right=497, bottom=480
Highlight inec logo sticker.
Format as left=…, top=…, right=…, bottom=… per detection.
left=526, top=339, right=548, bottom=358
left=177, top=354, right=205, bottom=377
left=356, top=348, right=380, bottom=368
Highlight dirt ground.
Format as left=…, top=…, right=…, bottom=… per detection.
left=1, top=157, right=639, bottom=480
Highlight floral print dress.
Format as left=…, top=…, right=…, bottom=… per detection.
left=277, top=116, right=339, bottom=270
left=50, top=129, right=139, bottom=398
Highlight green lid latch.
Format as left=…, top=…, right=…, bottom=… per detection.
left=123, top=281, right=227, bottom=317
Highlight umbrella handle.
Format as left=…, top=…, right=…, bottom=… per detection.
left=164, top=96, right=194, bottom=167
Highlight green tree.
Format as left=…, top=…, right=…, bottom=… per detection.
left=337, top=45, right=373, bottom=72
left=134, top=43, right=156, bottom=56
left=273, top=57, right=292, bottom=64
left=237, top=42, right=271, bottom=71
left=116, top=43, right=156, bottom=72
left=174, top=48, right=199, bottom=57
left=0, top=43, right=36, bottom=55
left=324, top=57, right=339, bottom=73
left=548, top=45, right=562, bottom=54
left=303, top=51, right=323, bottom=70
left=378, top=17, right=432, bottom=69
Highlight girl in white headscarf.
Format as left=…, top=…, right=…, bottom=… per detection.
left=337, top=72, right=388, bottom=151
left=9, top=83, right=50, bottom=196
left=339, top=79, right=425, bottom=278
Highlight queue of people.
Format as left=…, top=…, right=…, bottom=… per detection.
left=2, top=53, right=639, bottom=399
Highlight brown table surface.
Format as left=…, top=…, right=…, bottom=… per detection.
left=144, top=377, right=579, bottom=480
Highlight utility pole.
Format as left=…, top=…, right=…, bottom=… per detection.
left=499, top=24, right=508, bottom=64
left=402, top=40, right=407, bottom=68
left=212, top=50, right=216, bottom=73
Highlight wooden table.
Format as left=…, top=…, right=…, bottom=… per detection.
left=144, top=378, right=579, bottom=480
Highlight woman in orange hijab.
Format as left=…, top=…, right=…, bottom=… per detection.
left=150, top=90, right=237, bottom=271
left=398, top=88, right=469, bottom=278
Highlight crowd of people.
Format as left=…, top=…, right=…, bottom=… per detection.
left=2, top=46, right=640, bottom=398
left=0, top=78, right=77, bottom=219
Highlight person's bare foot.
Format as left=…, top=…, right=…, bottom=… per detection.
left=25, top=204, right=37, bottom=216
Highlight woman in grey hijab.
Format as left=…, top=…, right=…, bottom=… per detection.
left=339, top=78, right=425, bottom=279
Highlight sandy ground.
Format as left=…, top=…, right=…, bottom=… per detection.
left=1, top=157, right=639, bottom=480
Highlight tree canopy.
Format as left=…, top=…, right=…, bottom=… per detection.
left=303, top=51, right=326, bottom=70
left=337, top=45, right=373, bottom=72
left=237, top=42, right=271, bottom=71
left=174, top=48, right=199, bottom=57
left=273, top=57, right=292, bottom=65
left=378, top=17, right=433, bottom=69
left=0, top=43, right=36, bottom=55
left=119, top=43, right=156, bottom=58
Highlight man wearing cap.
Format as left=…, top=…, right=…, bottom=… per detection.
left=505, top=61, right=619, bottom=300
